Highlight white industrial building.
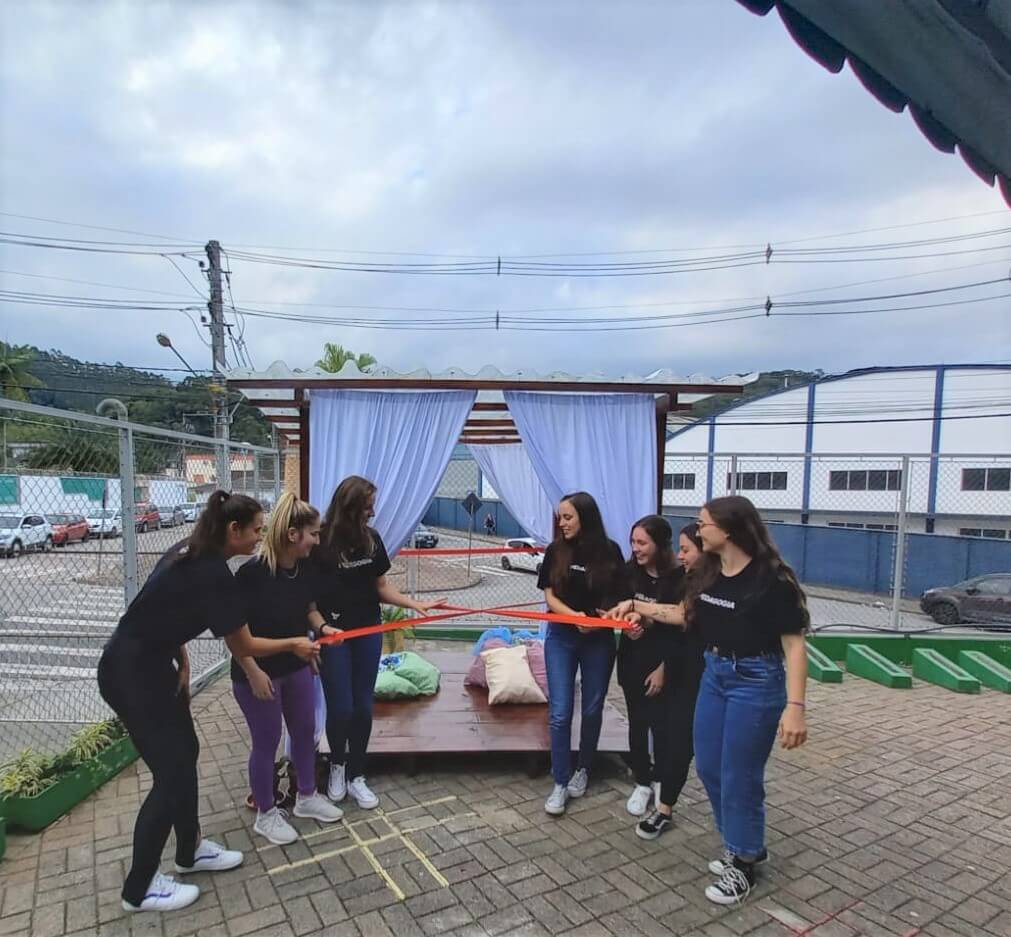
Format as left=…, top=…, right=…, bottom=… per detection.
left=662, top=365, right=1011, bottom=539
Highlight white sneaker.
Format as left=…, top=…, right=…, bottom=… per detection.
left=294, top=792, right=344, bottom=823
left=121, top=872, right=199, bottom=913
left=567, top=768, right=588, bottom=798
left=625, top=784, right=653, bottom=817
left=175, top=839, right=244, bottom=874
left=348, top=776, right=379, bottom=809
left=327, top=763, right=347, bottom=802
left=254, top=807, right=298, bottom=845
left=544, top=783, right=569, bottom=816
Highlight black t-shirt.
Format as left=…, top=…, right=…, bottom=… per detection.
left=617, top=564, right=685, bottom=687
left=311, top=528, right=392, bottom=629
left=230, top=557, right=320, bottom=682
left=114, top=540, right=246, bottom=657
left=537, top=538, right=630, bottom=626
left=694, top=561, right=807, bottom=657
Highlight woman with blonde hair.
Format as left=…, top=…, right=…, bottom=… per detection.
left=313, top=476, right=444, bottom=810
left=233, top=492, right=344, bottom=845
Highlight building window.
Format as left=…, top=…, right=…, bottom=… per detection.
left=829, top=469, right=901, bottom=491
left=828, top=522, right=897, bottom=531
left=662, top=473, right=695, bottom=491
left=959, top=527, right=1008, bottom=539
left=726, top=471, right=787, bottom=491
left=961, top=467, right=1011, bottom=492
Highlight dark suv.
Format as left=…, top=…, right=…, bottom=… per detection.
left=920, top=574, right=1011, bottom=628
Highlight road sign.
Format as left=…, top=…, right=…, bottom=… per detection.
left=462, top=492, right=483, bottom=517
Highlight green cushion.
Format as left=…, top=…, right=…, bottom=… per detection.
left=374, top=671, right=421, bottom=700
left=394, top=652, right=441, bottom=695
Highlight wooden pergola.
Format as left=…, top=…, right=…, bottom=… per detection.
left=227, top=366, right=746, bottom=512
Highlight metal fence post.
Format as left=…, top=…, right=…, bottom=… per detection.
left=217, top=441, right=231, bottom=492
left=119, top=425, right=140, bottom=605
left=889, top=455, right=911, bottom=631
left=729, top=454, right=738, bottom=495
left=252, top=448, right=261, bottom=501
left=273, top=449, right=282, bottom=504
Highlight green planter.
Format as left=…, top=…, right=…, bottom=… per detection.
left=0, top=736, right=138, bottom=832
left=0, top=816, right=6, bottom=861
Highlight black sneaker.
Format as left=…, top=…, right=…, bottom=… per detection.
left=636, top=809, right=673, bottom=841
left=705, top=857, right=755, bottom=905
left=708, top=847, right=768, bottom=875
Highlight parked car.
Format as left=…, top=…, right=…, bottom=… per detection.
left=179, top=503, right=200, bottom=522
left=46, top=514, right=90, bottom=546
left=0, top=514, right=54, bottom=557
left=157, top=505, right=186, bottom=528
left=134, top=502, right=162, bottom=533
left=86, top=509, right=121, bottom=538
left=500, top=537, right=543, bottom=574
left=920, top=574, right=1011, bottom=627
left=412, top=525, right=439, bottom=549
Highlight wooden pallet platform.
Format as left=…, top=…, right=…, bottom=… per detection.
left=369, top=651, right=629, bottom=755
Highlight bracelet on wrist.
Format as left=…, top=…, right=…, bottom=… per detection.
left=787, top=700, right=806, bottom=708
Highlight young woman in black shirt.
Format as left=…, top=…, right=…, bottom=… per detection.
left=609, top=497, right=808, bottom=904
left=537, top=491, right=627, bottom=816
left=312, top=476, right=443, bottom=810
left=233, top=492, right=344, bottom=846
left=621, top=520, right=708, bottom=842
left=97, top=491, right=320, bottom=913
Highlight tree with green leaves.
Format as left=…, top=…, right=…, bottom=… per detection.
left=0, top=342, right=42, bottom=401
left=315, top=343, right=377, bottom=374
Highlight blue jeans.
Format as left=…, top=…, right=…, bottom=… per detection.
left=693, top=651, right=786, bottom=857
left=319, top=632, right=383, bottom=779
left=544, top=623, right=616, bottom=785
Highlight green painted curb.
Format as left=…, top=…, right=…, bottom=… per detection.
left=958, top=650, right=1011, bottom=693
left=845, top=644, right=913, bottom=688
left=911, top=648, right=980, bottom=694
left=806, top=643, right=844, bottom=683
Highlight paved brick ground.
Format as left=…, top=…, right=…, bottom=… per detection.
left=2, top=641, right=1010, bottom=937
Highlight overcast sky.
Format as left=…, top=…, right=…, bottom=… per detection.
left=1, top=0, right=1008, bottom=383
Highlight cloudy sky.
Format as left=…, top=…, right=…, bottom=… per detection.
left=1, top=0, right=1008, bottom=383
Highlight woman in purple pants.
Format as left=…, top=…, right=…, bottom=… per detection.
left=233, top=492, right=345, bottom=845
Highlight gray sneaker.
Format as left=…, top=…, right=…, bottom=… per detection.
left=567, top=768, right=588, bottom=798
left=544, top=784, right=569, bottom=816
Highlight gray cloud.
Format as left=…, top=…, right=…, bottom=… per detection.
left=1, top=0, right=1007, bottom=384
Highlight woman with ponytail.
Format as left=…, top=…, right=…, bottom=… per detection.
left=312, top=476, right=444, bottom=810
left=97, top=491, right=320, bottom=914
left=233, top=492, right=344, bottom=845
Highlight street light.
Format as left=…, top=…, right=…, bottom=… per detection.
left=155, top=333, right=201, bottom=378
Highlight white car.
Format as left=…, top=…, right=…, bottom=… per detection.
left=500, top=537, right=543, bottom=574
left=179, top=503, right=200, bottom=522
left=0, top=513, right=54, bottom=558
left=86, top=509, right=121, bottom=538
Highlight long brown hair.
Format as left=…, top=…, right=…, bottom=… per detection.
left=628, top=514, right=677, bottom=576
left=685, top=496, right=809, bottom=629
left=549, top=491, right=622, bottom=593
left=186, top=490, right=261, bottom=560
left=321, top=475, right=376, bottom=560
left=260, top=491, right=319, bottom=574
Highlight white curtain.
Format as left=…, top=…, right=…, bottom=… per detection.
left=309, top=389, right=476, bottom=555
left=468, top=443, right=555, bottom=544
left=503, top=392, right=657, bottom=555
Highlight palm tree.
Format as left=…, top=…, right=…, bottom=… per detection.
left=0, top=342, right=42, bottom=401
left=315, top=343, right=377, bottom=374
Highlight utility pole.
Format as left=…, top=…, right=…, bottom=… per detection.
left=205, top=240, right=231, bottom=489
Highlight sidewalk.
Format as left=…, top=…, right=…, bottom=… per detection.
left=2, top=639, right=1009, bottom=937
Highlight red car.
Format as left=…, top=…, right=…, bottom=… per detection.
left=46, top=514, right=90, bottom=546
left=134, top=503, right=162, bottom=533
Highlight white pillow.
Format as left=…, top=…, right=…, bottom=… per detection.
left=481, top=645, right=547, bottom=705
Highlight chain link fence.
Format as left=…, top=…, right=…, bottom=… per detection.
left=424, top=450, right=1011, bottom=636
left=0, top=399, right=280, bottom=765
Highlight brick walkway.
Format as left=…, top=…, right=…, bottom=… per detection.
left=2, top=643, right=1009, bottom=937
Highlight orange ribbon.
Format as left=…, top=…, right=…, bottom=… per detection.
left=316, top=602, right=629, bottom=645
